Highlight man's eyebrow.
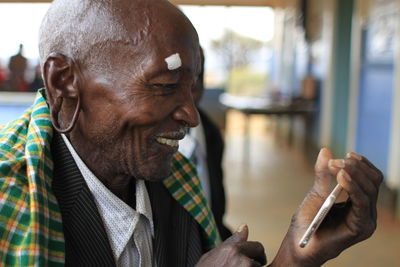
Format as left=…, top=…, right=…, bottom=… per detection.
left=145, top=69, right=180, bottom=81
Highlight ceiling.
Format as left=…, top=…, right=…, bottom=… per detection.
left=0, top=0, right=297, bottom=7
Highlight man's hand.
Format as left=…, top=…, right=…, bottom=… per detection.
left=270, top=148, right=383, bottom=266
left=196, top=225, right=267, bottom=267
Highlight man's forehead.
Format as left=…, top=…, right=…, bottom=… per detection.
left=124, top=9, right=200, bottom=78
left=141, top=49, right=200, bottom=81
left=64, top=0, right=199, bottom=75
left=113, top=0, right=198, bottom=53
left=117, top=0, right=186, bottom=33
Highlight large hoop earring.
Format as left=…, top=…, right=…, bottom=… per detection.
left=51, top=95, right=81, bottom=133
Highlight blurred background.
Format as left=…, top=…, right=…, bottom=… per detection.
left=0, top=0, right=400, bottom=265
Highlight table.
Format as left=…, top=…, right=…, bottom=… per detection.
left=219, top=93, right=316, bottom=160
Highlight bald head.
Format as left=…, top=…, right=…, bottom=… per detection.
left=41, top=0, right=202, bottom=183
left=39, top=0, right=197, bottom=71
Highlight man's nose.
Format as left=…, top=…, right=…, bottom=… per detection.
left=172, top=93, right=199, bottom=128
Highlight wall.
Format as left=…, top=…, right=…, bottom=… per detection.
left=329, top=0, right=355, bottom=157
left=273, top=0, right=400, bottom=217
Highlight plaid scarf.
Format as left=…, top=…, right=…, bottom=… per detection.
left=0, top=88, right=220, bottom=266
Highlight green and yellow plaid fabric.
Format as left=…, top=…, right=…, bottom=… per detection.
left=0, top=90, right=64, bottom=266
left=164, top=152, right=221, bottom=249
left=0, top=88, right=220, bottom=266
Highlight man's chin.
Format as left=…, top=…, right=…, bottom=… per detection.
left=132, top=153, right=174, bottom=182
left=135, top=165, right=172, bottom=182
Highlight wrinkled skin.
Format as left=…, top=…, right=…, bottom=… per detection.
left=269, top=148, right=383, bottom=266
left=44, top=0, right=201, bottom=201
left=196, top=225, right=267, bottom=267
left=196, top=148, right=382, bottom=267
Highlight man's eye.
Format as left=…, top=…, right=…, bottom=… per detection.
left=153, top=83, right=178, bottom=90
left=152, top=83, right=178, bottom=95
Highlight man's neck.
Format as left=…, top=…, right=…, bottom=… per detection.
left=102, top=176, right=137, bottom=209
left=63, top=133, right=136, bottom=207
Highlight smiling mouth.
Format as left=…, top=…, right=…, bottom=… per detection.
left=156, top=128, right=186, bottom=148
left=156, top=137, right=179, bottom=147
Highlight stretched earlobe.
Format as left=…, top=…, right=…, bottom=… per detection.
left=43, top=52, right=81, bottom=133
left=50, top=95, right=81, bottom=133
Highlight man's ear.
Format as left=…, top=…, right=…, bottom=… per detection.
left=43, top=52, right=79, bottom=105
left=42, top=53, right=81, bottom=132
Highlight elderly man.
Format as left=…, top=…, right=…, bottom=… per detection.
left=0, top=0, right=382, bottom=266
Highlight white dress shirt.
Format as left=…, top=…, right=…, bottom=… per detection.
left=61, top=134, right=154, bottom=267
left=178, top=121, right=211, bottom=204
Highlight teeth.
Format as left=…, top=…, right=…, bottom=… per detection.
left=156, top=137, right=179, bottom=147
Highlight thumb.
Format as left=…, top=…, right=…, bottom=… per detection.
left=314, top=147, right=334, bottom=195
left=314, top=147, right=333, bottom=174
left=225, top=224, right=248, bottom=244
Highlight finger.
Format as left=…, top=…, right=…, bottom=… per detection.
left=342, top=159, right=379, bottom=222
left=345, top=153, right=383, bottom=188
left=342, top=166, right=378, bottom=221
left=249, top=259, right=262, bottom=267
left=346, top=152, right=376, bottom=171
left=337, top=170, right=371, bottom=220
left=315, top=147, right=333, bottom=173
left=234, top=255, right=262, bottom=267
left=328, top=159, right=345, bottom=175
left=337, top=170, right=377, bottom=241
left=235, top=255, right=262, bottom=267
left=314, top=148, right=335, bottom=194
left=337, top=172, right=373, bottom=239
left=237, top=241, right=267, bottom=266
left=346, top=152, right=383, bottom=182
left=343, top=159, right=379, bottom=199
left=225, top=224, right=249, bottom=244
left=345, top=158, right=382, bottom=194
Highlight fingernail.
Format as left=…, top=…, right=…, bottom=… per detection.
left=330, top=159, right=345, bottom=168
left=237, top=224, right=247, bottom=233
left=328, top=159, right=334, bottom=168
left=317, top=148, right=324, bottom=160
left=347, top=152, right=362, bottom=160
left=339, top=169, right=351, bottom=182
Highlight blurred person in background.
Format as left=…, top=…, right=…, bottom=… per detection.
left=7, top=43, right=28, bottom=91
left=179, top=48, right=232, bottom=240
left=0, top=61, right=7, bottom=91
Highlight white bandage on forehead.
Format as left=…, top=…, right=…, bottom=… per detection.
left=164, top=53, right=182, bottom=70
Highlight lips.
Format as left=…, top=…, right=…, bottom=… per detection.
left=155, top=128, right=186, bottom=148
